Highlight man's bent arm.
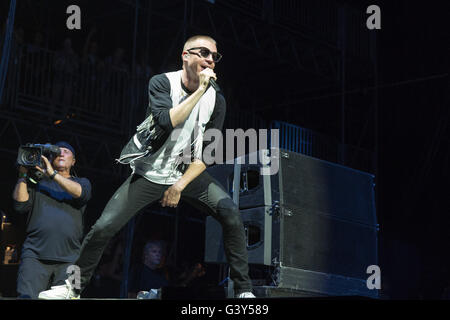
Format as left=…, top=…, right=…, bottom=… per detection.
left=169, top=85, right=207, bottom=128
left=53, top=174, right=83, bottom=199
left=168, top=69, right=214, bottom=128
left=174, top=159, right=207, bottom=191
left=160, top=160, right=207, bottom=208
left=12, top=178, right=29, bottom=202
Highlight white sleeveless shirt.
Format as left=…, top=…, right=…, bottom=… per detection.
left=131, top=70, right=216, bottom=185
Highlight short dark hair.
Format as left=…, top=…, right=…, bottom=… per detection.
left=183, top=35, right=217, bottom=52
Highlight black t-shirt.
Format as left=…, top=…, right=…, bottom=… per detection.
left=129, top=263, right=169, bottom=292
left=13, top=176, right=92, bottom=263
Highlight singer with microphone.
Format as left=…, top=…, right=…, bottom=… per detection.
left=38, top=35, right=255, bottom=299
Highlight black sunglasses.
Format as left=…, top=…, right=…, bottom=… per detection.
left=187, top=47, right=222, bottom=63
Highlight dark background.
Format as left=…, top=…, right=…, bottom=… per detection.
left=0, top=0, right=449, bottom=299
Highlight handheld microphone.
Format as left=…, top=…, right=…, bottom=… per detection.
left=209, top=78, right=220, bottom=92
left=204, top=67, right=220, bottom=91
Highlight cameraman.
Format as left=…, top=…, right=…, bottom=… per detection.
left=12, top=141, right=92, bottom=299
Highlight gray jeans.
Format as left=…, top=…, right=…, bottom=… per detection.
left=75, top=172, right=252, bottom=295
left=17, top=257, right=72, bottom=299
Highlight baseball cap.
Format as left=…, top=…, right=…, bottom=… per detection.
left=55, top=141, right=76, bottom=157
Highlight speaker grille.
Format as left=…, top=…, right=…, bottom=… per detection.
left=281, top=210, right=377, bottom=279
left=280, top=151, right=376, bottom=227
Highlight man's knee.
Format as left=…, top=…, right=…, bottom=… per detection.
left=216, top=198, right=242, bottom=228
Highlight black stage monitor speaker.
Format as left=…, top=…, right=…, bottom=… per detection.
left=204, top=149, right=378, bottom=298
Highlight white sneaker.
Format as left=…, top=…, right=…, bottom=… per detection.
left=38, top=279, right=80, bottom=300
left=236, top=292, right=256, bottom=298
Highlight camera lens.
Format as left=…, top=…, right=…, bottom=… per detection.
left=22, top=149, right=40, bottom=166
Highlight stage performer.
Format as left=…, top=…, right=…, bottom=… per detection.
left=38, top=35, right=255, bottom=299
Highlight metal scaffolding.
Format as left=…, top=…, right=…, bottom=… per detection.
left=0, top=0, right=378, bottom=298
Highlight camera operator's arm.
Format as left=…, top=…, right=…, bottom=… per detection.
left=37, top=156, right=83, bottom=199
left=13, top=166, right=29, bottom=202
left=52, top=172, right=83, bottom=198
left=12, top=166, right=33, bottom=214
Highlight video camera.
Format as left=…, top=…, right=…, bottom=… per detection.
left=16, top=143, right=61, bottom=183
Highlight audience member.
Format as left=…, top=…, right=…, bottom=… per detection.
left=127, top=240, right=169, bottom=298
left=81, top=27, right=104, bottom=111
left=51, top=37, right=79, bottom=120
